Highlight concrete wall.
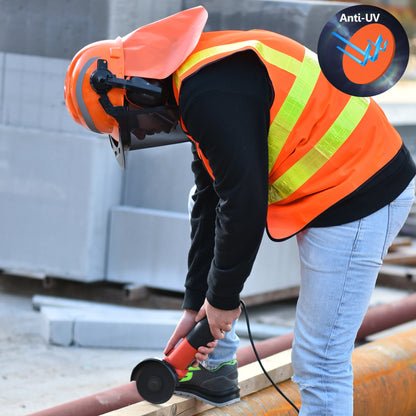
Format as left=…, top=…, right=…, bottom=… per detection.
left=0, top=0, right=110, bottom=59
left=0, top=1, right=414, bottom=296
left=0, top=0, right=351, bottom=59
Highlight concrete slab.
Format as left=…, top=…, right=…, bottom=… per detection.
left=73, top=312, right=181, bottom=349
left=36, top=296, right=183, bottom=348
left=40, top=306, right=77, bottom=347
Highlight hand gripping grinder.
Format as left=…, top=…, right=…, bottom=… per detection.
left=130, top=317, right=214, bottom=404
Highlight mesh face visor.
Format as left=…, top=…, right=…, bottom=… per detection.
left=101, top=97, right=185, bottom=168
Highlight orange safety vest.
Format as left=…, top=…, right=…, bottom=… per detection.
left=172, top=30, right=402, bottom=240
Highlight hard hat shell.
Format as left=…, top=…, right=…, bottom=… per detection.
left=64, top=36, right=124, bottom=137
left=64, top=6, right=208, bottom=137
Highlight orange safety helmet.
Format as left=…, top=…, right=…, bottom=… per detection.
left=64, top=6, right=208, bottom=167
left=64, top=36, right=125, bottom=137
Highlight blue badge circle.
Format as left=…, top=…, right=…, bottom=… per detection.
left=317, top=5, right=409, bottom=96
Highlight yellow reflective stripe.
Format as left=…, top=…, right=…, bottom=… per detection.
left=268, top=96, right=370, bottom=204
left=268, top=49, right=320, bottom=172
left=174, top=40, right=302, bottom=89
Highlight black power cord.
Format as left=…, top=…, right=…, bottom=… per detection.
left=240, top=299, right=300, bottom=413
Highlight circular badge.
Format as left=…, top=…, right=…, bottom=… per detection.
left=317, top=5, right=409, bottom=96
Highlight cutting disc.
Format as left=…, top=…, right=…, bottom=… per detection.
left=131, top=358, right=177, bottom=404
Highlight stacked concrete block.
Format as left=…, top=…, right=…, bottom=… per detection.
left=0, top=26, right=123, bottom=280
left=0, top=124, right=122, bottom=280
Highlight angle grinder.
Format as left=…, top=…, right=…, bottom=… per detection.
left=130, top=317, right=215, bottom=404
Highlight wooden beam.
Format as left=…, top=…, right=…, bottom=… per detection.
left=377, top=264, right=416, bottom=291
left=102, top=349, right=293, bottom=416
left=387, top=236, right=413, bottom=252
left=384, top=249, right=416, bottom=266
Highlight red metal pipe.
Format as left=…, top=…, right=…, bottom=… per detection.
left=236, top=332, right=294, bottom=367
left=356, top=291, right=416, bottom=340
left=237, top=291, right=416, bottom=366
left=28, top=292, right=416, bottom=416
left=27, top=382, right=141, bottom=416
left=199, top=328, right=416, bottom=416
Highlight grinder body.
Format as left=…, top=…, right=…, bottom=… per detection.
left=131, top=317, right=214, bottom=404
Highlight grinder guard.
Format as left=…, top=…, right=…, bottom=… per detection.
left=131, top=317, right=214, bottom=404
left=131, top=359, right=177, bottom=404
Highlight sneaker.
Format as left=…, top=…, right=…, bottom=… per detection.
left=174, top=360, right=240, bottom=407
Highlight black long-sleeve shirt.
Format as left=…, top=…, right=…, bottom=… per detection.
left=178, top=51, right=416, bottom=311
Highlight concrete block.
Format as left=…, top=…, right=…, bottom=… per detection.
left=73, top=310, right=182, bottom=349
left=40, top=306, right=77, bottom=347
left=107, top=206, right=190, bottom=289
left=0, top=125, right=123, bottom=280
left=2, top=53, right=86, bottom=135
left=0, top=52, right=4, bottom=125
left=243, top=235, right=300, bottom=297
left=107, top=206, right=301, bottom=296
left=378, top=103, right=416, bottom=127
left=38, top=297, right=183, bottom=349
left=123, top=141, right=193, bottom=212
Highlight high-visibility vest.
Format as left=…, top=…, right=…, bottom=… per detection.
left=173, top=30, right=402, bottom=240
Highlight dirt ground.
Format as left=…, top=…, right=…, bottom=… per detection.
left=0, top=290, right=161, bottom=415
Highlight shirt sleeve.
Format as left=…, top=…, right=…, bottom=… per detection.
left=182, top=143, right=218, bottom=310
left=180, top=51, right=273, bottom=310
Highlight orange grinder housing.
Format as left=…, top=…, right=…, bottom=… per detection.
left=131, top=317, right=214, bottom=404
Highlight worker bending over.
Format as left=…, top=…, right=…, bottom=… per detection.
left=64, top=7, right=415, bottom=415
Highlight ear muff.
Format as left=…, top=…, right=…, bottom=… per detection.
left=125, top=78, right=166, bottom=107
left=90, top=59, right=165, bottom=107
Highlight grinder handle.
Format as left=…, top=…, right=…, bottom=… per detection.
left=164, top=317, right=215, bottom=379
left=186, top=317, right=215, bottom=349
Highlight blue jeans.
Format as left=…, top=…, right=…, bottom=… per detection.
left=205, top=179, right=414, bottom=414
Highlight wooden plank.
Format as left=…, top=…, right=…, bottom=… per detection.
left=379, top=264, right=416, bottom=279
left=387, top=236, right=413, bottom=252
left=242, top=286, right=299, bottom=307
left=383, top=248, right=416, bottom=266
left=378, top=264, right=416, bottom=290
left=102, top=349, right=293, bottom=416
